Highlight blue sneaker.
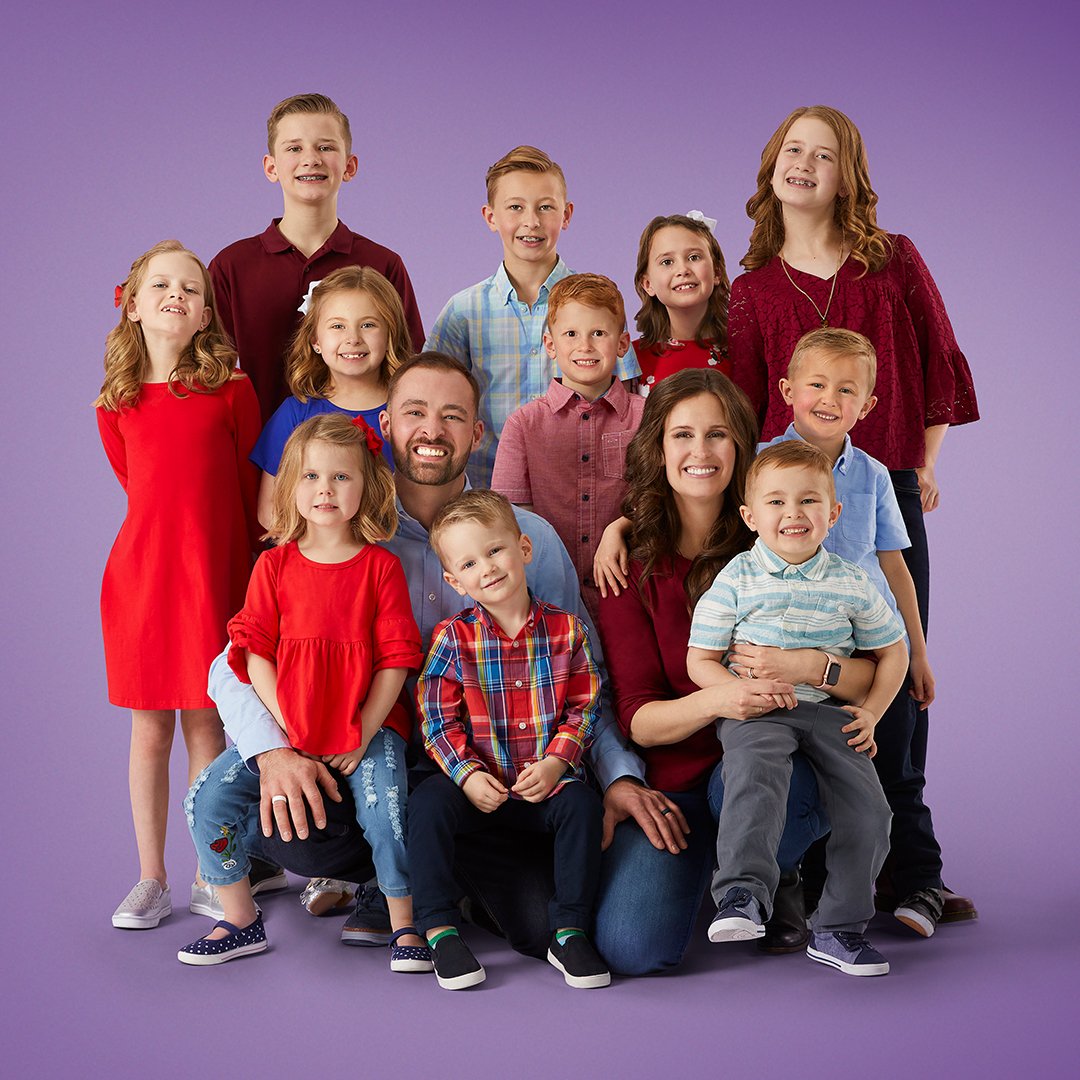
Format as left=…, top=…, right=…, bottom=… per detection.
left=708, top=887, right=765, bottom=942
left=807, top=931, right=889, bottom=976
left=177, top=915, right=268, bottom=966
left=340, top=883, right=392, bottom=946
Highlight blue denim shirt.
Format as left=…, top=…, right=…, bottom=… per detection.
left=208, top=489, right=644, bottom=790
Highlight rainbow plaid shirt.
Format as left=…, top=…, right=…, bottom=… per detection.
left=417, top=597, right=601, bottom=796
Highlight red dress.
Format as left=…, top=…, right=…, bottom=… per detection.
left=97, top=377, right=261, bottom=709
left=728, top=235, right=979, bottom=469
left=633, top=338, right=731, bottom=399
left=226, top=542, right=423, bottom=755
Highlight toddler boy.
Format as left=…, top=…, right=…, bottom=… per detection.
left=211, top=93, right=424, bottom=420
left=687, top=441, right=908, bottom=977
left=491, top=273, right=643, bottom=620
left=425, top=146, right=639, bottom=486
left=768, top=327, right=953, bottom=936
left=410, top=490, right=610, bottom=991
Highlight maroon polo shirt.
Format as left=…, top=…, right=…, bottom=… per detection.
left=210, top=219, right=425, bottom=421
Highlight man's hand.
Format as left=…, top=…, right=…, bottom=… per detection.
left=462, top=770, right=508, bottom=813
left=256, top=747, right=342, bottom=842
left=601, top=777, right=689, bottom=854
left=840, top=705, right=879, bottom=756
left=512, top=757, right=567, bottom=803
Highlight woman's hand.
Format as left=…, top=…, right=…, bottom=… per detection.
left=703, top=677, right=798, bottom=719
left=593, top=517, right=631, bottom=598
left=726, top=643, right=822, bottom=686
left=915, top=463, right=940, bottom=512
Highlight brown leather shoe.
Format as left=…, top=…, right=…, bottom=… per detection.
left=939, top=887, right=978, bottom=923
left=759, top=871, right=809, bottom=954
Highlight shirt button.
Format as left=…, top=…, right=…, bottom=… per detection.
left=515, top=680, right=523, bottom=688
left=532, top=348, right=539, bottom=355
left=581, top=454, right=589, bottom=462
left=518, top=722, right=528, bottom=730
left=427, top=593, right=436, bottom=602
left=582, top=493, right=589, bottom=501
left=582, top=412, right=590, bottom=420
left=581, top=535, right=588, bottom=543
left=512, top=641, right=520, bottom=648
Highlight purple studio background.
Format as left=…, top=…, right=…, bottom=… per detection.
left=3, top=1, right=1077, bottom=1076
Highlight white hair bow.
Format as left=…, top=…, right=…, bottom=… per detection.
left=686, top=210, right=718, bottom=232
left=297, top=279, right=323, bottom=315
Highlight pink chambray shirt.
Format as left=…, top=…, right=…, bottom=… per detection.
left=491, top=377, right=644, bottom=622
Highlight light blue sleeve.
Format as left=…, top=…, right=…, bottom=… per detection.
left=518, top=507, right=645, bottom=789
left=687, top=572, right=739, bottom=652
left=207, top=648, right=289, bottom=770
left=873, top=464, right=911, bottom=552
left=617, top=340, right=642, bottom=381
left=849, top=570, right=906, bottom=650
left=423, top=294, right=472, bottom=368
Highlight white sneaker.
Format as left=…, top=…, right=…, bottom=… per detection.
left=113, top=879, right=172, bottom=929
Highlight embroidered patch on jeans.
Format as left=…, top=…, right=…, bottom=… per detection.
left=209, top=825, right=238, bottom=870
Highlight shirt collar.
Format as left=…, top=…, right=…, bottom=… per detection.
left=471, top=593, right=542, bottom=638
left=493, top=257, right=571, bottom=306
left=393, top=475, right=474, bottom=542
left=781, top=422, right=852, bottom=477
left=259, top=218, right=353, bottom=257
left=750, top=536, right=831, bottom=580
left=547, top=373, right=630, bottom=418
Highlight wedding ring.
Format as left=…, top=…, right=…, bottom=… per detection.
left=660, top=808, right=673, bottom=817
left=271, top=794, right=288, bottom=804
left=748, top=667, right=756, bottom=679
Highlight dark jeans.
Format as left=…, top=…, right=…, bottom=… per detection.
left=408, top=774, right=602, bottom=935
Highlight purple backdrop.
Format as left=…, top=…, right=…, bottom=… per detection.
left=4, top=1, right=1078, bottom=1076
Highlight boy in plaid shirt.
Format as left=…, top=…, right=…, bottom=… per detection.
left=410, top=490, right=610, bottom=990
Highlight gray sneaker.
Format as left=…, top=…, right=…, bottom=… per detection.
left=807, top=930, right=890, bottom=976
left=341, top=883, right=392, bottom=946
left=708, top=886, right=765, bottom=942
left=112, top=879, right=172, bottom=929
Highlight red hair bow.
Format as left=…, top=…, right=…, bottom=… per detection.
left=114, top=284, right=124, bottom=308
left=351, top=415, right=384, bottom=459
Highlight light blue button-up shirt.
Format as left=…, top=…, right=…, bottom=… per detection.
left=425, top=258, right=640, bottom=487
left=208, top=492, right=643, bottom=790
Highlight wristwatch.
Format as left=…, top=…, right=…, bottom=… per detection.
left=817, top=653, right=841, bottom=689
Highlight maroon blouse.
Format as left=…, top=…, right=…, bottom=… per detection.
left=596, top=555, right=722, bottom=793
left=728, top=235, right=979, bottom=469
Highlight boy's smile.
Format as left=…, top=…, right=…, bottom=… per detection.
left=263, top=113, right=358, bottom=205
left=544, top=300, right=630, bottom=401
left=483, top=171, right=573, bottom=272
left=740, top=462, right=840, bottom=565
left=440, top=520, right=533, bottom=613
left=780, top=350, right=877, bottom=453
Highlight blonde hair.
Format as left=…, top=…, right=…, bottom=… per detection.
left=788, top=327, right=878, bottom=392
left=429, top=490, right=520, bottom=565
left=95, top=240, right=238, bottom=411
left=286, top=267, right=412, bottom=403
left=485, top=145, right=566, bottom=204
left=266, top=93, right=352, bottom=155
left=547, top=273, right=626, bottom=330
left=633, top=214, right=730, bottom=350
left=742, top=106, right=893, bottom=276
left=745, top=440, right=836, bottom=503
left=267, top=414, right=397, bottom=546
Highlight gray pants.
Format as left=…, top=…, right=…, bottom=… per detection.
left=713, top=700, right=891, bottom=934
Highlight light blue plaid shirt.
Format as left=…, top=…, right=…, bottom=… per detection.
left=689, top=539, right=905, bottom=704
left=424, top=259, right=640, bottom=487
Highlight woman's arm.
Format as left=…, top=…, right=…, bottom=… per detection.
left=725, top=643, right=876, bottom=704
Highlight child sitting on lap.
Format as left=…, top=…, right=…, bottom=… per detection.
left=411, top=490, right=610, bottom=991
left=687, top=440, right=908, bottom=978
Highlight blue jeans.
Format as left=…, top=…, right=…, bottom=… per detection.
left=594, top=753, right=827, bottom=976
left=186, top=729, right=408, bottom=895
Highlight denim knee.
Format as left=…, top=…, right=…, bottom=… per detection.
left=184, top=746, right=261, bottom=886
left=347, top=728, right=410, bottom=897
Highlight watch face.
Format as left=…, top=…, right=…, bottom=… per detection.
left=825, top=661, right=841, bottom=687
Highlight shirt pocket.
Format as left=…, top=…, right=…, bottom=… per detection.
left=838, top=493, right=876, bottom=550
left=601, top=430, right=633, bottom=481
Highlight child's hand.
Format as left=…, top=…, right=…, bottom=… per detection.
left=593, top=520, right=630, bottom=598
left=909, top=652, right=936, bottom=710
left=512, top=757, right=568, bottom=803
left=462, top=770, right=508, bottom=813
left=840, top=705, right=878, bottom=756
left=322, top=747, right=364, bottom=776
left=915, top=464, right=940, bottom=513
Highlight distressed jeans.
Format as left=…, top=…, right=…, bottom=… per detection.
left=186, top=728, right=410, bottom=896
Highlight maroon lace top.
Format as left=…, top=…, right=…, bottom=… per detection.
left=729, top=235, right=979, bottom=469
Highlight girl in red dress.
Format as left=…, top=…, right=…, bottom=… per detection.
left=96, top=241, right=261, bottom=931
left=728, top=106, right=980, bottom=928
left=177, top=414, right=428, bottom=968
left=632, top=212, right=733, bottom=398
